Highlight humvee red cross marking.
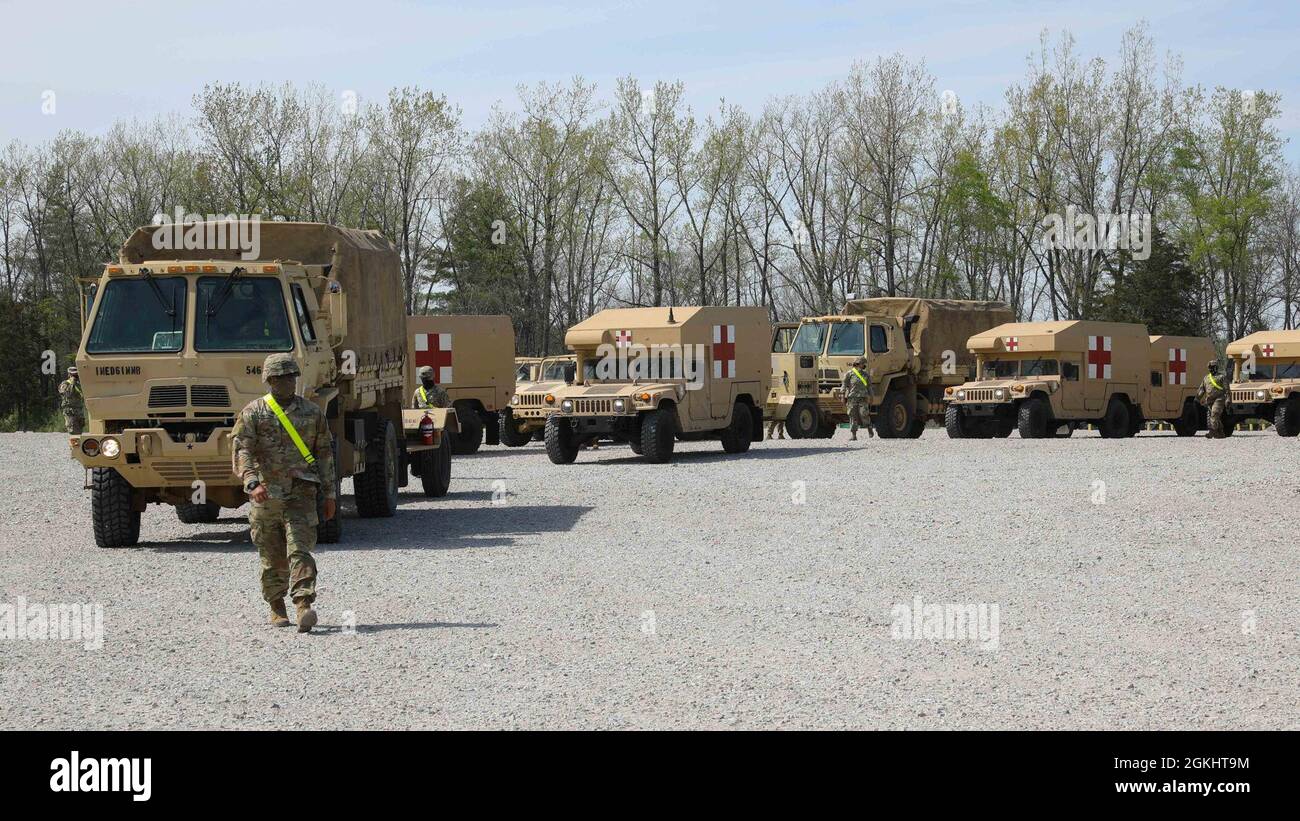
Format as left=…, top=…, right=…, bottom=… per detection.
left=712, top=324, right=736, bottom=379
left=1262, top=344, right=1276, bottom=357
left=414, top=333, right=453, bottom=384
left=1004, top=337, right=1019, bottom=351
left=1087, top=336, right=1112, bottom=379
left=616, top=330, right=632, bottom=347
left=1168, top=347, right=1187, bottom=385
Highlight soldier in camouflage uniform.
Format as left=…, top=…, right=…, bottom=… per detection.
left=232, top=353, right=336, bottom=632
left=841, top=356, right=874, bottom=441
left=58, top=367, right=85, bottom=435
left=412, top=365, right=450, bottom=409
left=1196, top=359, right=1229, bottom=439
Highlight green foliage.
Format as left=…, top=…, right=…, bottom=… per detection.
left=1099, top=232, right=1205, bottom=336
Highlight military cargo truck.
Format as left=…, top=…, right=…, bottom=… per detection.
left=71, top=221, right=456, bottom=548
left=543, top=307, right=769, bottom=463
left=406, top=315, right=514, bottom=454
left=502, top=354, right=576, bottom=446
left=944, top=321, right=1213, bottom=438
left=1227, top=330, right=1300, bottom=436
left=770, top=299, right=1013, bottom=439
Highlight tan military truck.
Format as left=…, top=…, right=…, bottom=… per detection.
left=501, top=354, right=576, bottom=446
left=770, top=299, right=1013, bottom=439
left=71, top=221, right=456, bottom=548
left=406, top=315, right=514, bottom=454
left=944, top=321, right=1213, bottom=438
left=1227, top=330, right=1300, bottom=436
left=543, top=306, right=769, bottom=463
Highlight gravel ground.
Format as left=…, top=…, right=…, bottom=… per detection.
left=1, top=428, right=1296, bottom=730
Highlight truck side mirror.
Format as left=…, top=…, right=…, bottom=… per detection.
left=326, top=284, right=347, bottom=345
left=564, top=363, right=577, bottom=384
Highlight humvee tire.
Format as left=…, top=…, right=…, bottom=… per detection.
left=786, top=400, right=819, bottom=439
left=720, top=402, right=753, bottom=454
left=1272, top=397, right=1299, bottom=437
left=874, top=390, right=914, bottom=438
left=176, top=501, right=220, bottom=524
left=91, top=467, right=141, bottom=548
left=1098, top=397, right=1131, bottom=439
left=355, top=419, right=399, bottom=518
left=1017, top=396, right=1050, bottom=439
left=450, top=401, right=484, bottom=455
left=420, top=434, right=452, bottom=497
left=498, top=408, right=532, bottom=447
left=640, top=407, right=676, bottom=463
left=545, top=416, right=579, bottom=464
left=317, top=436, right=342, bottom=543
left=1172, top=400, right=1199, bottom=437
left=944, top=405, right=967, bottom=438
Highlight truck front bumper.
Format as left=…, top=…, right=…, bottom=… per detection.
left=69, top=429, right=239, bottom=489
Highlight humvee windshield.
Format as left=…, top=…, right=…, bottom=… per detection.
left=980, top=359, right=1019, bottom=379
left=1244, top=361, right=1300, bottom=381
left=516, top=363, right=533, bottom=381
left=791, top=323, right=827, bottom=354
left=772, top=325, right=797, bottom=353
left=195, top=277, right=293, bottom=352
left=541, top=360, right=569, bottom=381
left=1020, top=358, right=1060, bottom=377
left=86, top=276, right=187, bottom=353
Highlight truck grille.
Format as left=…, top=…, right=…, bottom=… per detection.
left=818, top=368, right=840, bottom=380
left=517, top=393, right=547, bottom=407
left=573, top=398, right=615, bottom=414
left=153, top=461, right=237, bottom=483
left=190, top=385, right=231, bottom=407
left=963, top=388, right=1000, bottom=402
left=1231, top=390, right=1263, bottom=403
left=148, top=385, right=188, bottom=408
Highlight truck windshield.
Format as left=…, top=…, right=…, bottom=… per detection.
left=790, top=323, right=827, bottom=354
left=541, top=360, right=569, bottom=381
left=827, top=322, right=865, bottom=355
left=980, top=359, right=1019, bottom=379
left=195, top=277, right=293, bottom=352
left=86, top=277, right=187, bottom=353
left=1020, top=358, right=1059, bottom=376
left=1246, top=361, right=1300, bottom=380
left=772, top=326, right=797, bottom=353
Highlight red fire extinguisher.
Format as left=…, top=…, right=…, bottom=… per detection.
left=419, top=413, right=434, bottom=446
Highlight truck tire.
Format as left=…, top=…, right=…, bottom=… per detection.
left=815, top=416, right=837, bottom=439
left=720, top=402, right=753, bottom=454
left=545, top=416, right=579, bottom=464
left=1017, top=397, right=1050, bottom=439
left=483, top=411, right=500, bottom=446
left=874, top=390, right=913, bottom=439
left=785, top=400, right=818, bottom=439
left=1220, top=414, right=1236, bottom=437
left=355, top=419, right=399, bottom=518
left=498, top=408, right=532, bottom=447
left=176, top=501, right=220, bottom=524
left=640, top=407, right=676, bottom=463
left=1098, top=398, right=1130, bottom=439
left=317, top=435, right=342, bottom=544
left=905, top=418, right=925, bottom=438
left=450, top=401, right=483, bottom=455
left=91, top=467, right=140, bottom=548
left=1272, top=397, right=1300, bottom=437
left=945, top=405, right=967, bottom=438
left=1171, top=401, right=1199, bottom=437
left=420, top=434, right=452, bottom=497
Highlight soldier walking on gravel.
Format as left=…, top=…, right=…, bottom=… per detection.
left=232, top=353, right=336, bottom=632
left=412, top=365, right=450, bottom=409
left=842, top=356, right=874, bottom=441
left=1197, top=359, right=1229, bottom=439
left=58, top=366, right=85, bottom=435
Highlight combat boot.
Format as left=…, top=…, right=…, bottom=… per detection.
left=850, top=431, right=858, bottom=441
left=269, top=600, right=291, bottom=628
left=295, top=599, right=318, bottom=633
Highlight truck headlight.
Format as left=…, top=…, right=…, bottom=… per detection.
left=955, top=390, right=966, bottom=400
left=994, top=389, right=1006, bottom=400
left=511, top=394, right=519, bottom=406
left=1256, top=390, right=1267, bottom=400
left=100, top=437, right=121, bottom=458
left=81, top=438, right=100, bottom=457
left=613, top=398, right=626, bottom=413
left=561, top=399, right=574, bottom=413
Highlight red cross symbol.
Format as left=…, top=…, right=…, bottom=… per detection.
left=1261, top=344, right=1275, bottom=357
left=1087, top=336, right=1112, bottom=379
left=712, top=324, right=736, bottom=379
left=414, top=332, right=453, bottom=384
left=1004, top=337, right=1019, bottom=351
left=1167, top=347, right=1187, bottom=385
left=615, top=329, right=632, bottom=347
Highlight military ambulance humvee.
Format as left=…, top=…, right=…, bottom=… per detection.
left=501, top=354, right=576, bottom=446
left=71, top=222, right=456, bottom=548
left=1227, top=330, right=1300, bottom=436
left=945, top=321, right=1213, bottom=438
left=405, top=315, right=514, bottom=454
left=542, top=306, right=769, bottom=463
left=769, top=299, right=1013, bottom=438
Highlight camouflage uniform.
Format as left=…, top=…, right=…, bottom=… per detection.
left=1196, top=362, right=1228, bottom=438
left=841, top=359, right=874, bottom=439
left=58, top=370, right=85, bottom=435
left=232, top=355, right=335, bottom=608
left=412, top=366, right=449, bottom=409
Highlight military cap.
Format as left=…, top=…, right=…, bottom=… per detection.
left=417, top=365, right=434, bottom=380
left=262, top=353, right=301, bottom=380
left=67, top=366, right=78, bottom=376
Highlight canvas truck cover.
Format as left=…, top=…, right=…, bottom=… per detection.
left=841, top=298, right=1013, bottom=376
left=120, top=221, right=406, bottom=366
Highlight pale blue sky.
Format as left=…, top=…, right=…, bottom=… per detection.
left=2, top=0, right=1298, bottom=159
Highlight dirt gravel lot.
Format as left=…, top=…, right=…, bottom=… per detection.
left=1, top=429, right=1295, bottom=730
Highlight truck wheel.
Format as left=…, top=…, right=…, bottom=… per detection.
left=720, top=402, right=753, bottom=454
left=450, top=401, right=483, bottom=455
left=640, top=407, right=676, bottom=463
left=1098, top=398, right=1130, bottom=439
left=1220, top=414, right=1236, bottom=437
left=1272, top=397, right=1300, bottom=436
left=355, top=419, right=399, bottom=518
left=815, top=417, right=837, bottom=439
left=944, top=405, right=966, bottom=438
left=498, top=408, right=532, bottom=447
left=785, top=400, right=818, bottom=439
left=421, top=434, right=452, bottom=497
left=317, top=436, right=342, bottom=543
left=91, top=467, right=140, bottom=548
left=905, top=418, right=925, bottom=438
left=1017, top=397, right=1050, bottom=439
left=176, top=501, right=220, bottom=524
left=545, top=416, right=579, bottom=464
left=1172, top=401, right=1199, bottom=437
left=874, top=390, right=913, bottom=439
